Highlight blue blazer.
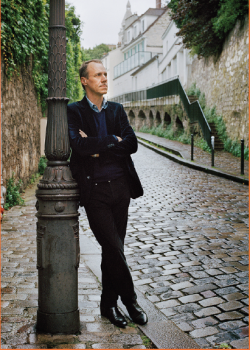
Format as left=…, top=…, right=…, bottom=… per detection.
left=67, top=96, right=143, bottom=206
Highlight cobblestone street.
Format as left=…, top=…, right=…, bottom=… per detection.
left=1, top=143, right=249, bottom=349
left=1, top=183, right=148, bottom=349
left=80, top=144, right=249, bottom=349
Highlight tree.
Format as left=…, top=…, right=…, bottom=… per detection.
left=65, top=3, right=84, bottom=102
left=1, top=0, right=84, bottom=109
left=167, top=0, right=249, bottom=58
left=82, top=44, right=111, bottom=61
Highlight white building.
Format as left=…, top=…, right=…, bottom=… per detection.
left=158, top=20, right=193, bottom=88
left=103, top=1, right=194, bottom=99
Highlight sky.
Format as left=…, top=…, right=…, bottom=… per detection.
left=66, top=0, right=166, bottom=49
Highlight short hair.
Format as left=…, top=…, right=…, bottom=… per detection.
left=79, top=59, right=103, bottom=89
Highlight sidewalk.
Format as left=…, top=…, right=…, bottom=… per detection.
left=1, top=181, right=199, bottom=349
left=0, top=181, right=148, bottom=349
left=136, top=132, right=249, bottom=184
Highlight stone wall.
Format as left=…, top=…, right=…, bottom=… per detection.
left=189, top=18, right=249, bottom=143
left=1, top=56, right=42, bottom=189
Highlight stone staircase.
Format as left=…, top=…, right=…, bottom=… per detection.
left=188, top=95, right=199, bottom=103
left=188, top=95, right=224, bottom=151
left=209, top=122, right=224, bottom=151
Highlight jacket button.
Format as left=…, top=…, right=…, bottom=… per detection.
left=87, top=176, right=90, bottom=179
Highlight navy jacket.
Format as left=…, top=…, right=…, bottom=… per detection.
left=67, top=96, right=143, bottom=207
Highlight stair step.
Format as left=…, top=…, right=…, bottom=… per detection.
left=208, top=121, right=224, bottom=150
left=188, top=95, right=199, bottom=103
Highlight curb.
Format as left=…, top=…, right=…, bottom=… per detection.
left=80, top=228, right=200, bottom=349
left=137, top=137, right=249, bottom=186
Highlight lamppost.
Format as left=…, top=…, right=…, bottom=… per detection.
left=36, top=0, right=80, bottom=334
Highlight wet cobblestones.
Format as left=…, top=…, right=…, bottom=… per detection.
left=1, top=141, right=249, bottom=349
left=136, top=132, right=249, bottom=179
left=79, top=144, right=249, bottom=349
left=1, top=184, right=147, bottom=349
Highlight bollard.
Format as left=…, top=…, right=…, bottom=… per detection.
left=211, top=136, right=215, bottom=167
left=191, top=134, right=194, bottom=161
left=36, top=0, right=80, bottom=334
left=241, top=139, right=244, bottom=175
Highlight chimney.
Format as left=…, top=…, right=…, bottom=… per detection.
left=156, top=0, right=161, bottom=8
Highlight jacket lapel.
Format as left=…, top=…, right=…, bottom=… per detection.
left=79, top=97, right=98, bottom=137
left=105, top=103, right=116, bottom=135
left=78, top=97, right=117, bottom=137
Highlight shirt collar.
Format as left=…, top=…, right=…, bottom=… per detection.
left=86, top=95, right=108, bottom=113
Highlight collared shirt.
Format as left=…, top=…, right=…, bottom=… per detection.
left=86, top=95, right=108, bottom=113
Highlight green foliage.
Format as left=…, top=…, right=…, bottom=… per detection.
left=1, top=0, right=84, bottom=110
left=140, top=124, right=211, bottom=153
left=186, top=82, right=201, bottom=98
left=195, top=137, right=211, bottom=153
left=1, top=0, right=49, bottom=112
left=168, top=0, right=248, bottom=58
left=38, top=156, right=48, bottom=175
left=187, top=83, right=206, bottom=109
left=30, top=173, right=40, bottom=184
left=215, top=343, right=232, bottom=349
left=66, top=3, right=84, bottom=103
left=213, top=0, right=248, bottom=39
left=141, top=335, right=153, bottom=348
left=4, top=173, right=24, bottom=210
left=82, top=44, right=111, bottom=61
left=187, top=83, right=249, bottom=159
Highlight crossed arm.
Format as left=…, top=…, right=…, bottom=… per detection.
left=68, top=104, right=137, bottom=158
left=79, top=129, right=122, bottom=157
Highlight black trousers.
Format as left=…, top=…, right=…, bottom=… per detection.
left=85, top=176, right=137, bottom=308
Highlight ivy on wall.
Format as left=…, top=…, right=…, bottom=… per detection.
left=1, top=0, right=49, bottom=112
left=1, top=0, right=84, bottom=111
left=187, top=83, right=249, bottom=160
left=65, top=3, right=83, bottom=103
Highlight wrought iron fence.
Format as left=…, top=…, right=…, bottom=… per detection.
left=110, top=76, right=211, bottom=148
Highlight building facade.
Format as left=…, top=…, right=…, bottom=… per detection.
left=102, top=1, right=193, bottom=99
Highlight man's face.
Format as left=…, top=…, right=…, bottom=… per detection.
left=81, top=62, right=108, bottom=96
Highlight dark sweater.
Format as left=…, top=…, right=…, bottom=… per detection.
left=92, top=109, right=124, bottom=182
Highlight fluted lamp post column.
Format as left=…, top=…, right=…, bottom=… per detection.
left=36, top=0, right=80, bottom=334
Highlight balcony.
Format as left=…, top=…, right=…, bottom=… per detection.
left=114, top=51, right=153, bottom=79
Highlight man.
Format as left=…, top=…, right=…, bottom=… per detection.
left=67, top=59, right=148, bottom=328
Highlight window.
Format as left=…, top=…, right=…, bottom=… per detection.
left=162, top=68, right=166, bottom=81
left=127, top=31, right=130, bottom=42
left=134, top=26, right=137, bottom=38
left=141, top=41, right=144, bottom=52
left=141, top=20, right=144, bottom=32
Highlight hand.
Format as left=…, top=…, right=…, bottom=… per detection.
left=79, top=130, right=99, bottom=157
left=79, top=129, right=87, bottom=138
left=116, top=136, right=122, bottom=142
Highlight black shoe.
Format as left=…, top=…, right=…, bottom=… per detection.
left=125, top=302, right=148, bottom=325
left=101, top=306, right=127, bottom=328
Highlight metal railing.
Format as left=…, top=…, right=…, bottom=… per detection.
left=114, top=51, right=153, bottom=79
left=110, top=76, right=212, bottom=148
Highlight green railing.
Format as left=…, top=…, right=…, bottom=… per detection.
left=110, top=76, right=212, bottom=148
